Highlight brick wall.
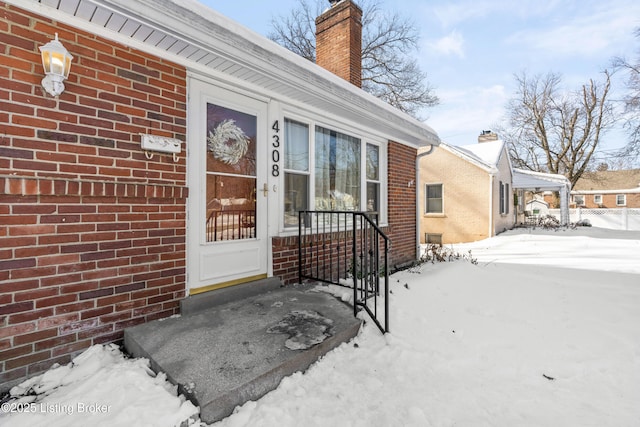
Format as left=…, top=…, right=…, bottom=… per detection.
left=562, top=193, right=640, bottom=209
left=420, top=147, right=491, bottom=244
left=274, top=225, right=390, bottom=286
left=387, top=141, right=418, bottom=267
left=0, top=2, right=187, bottom=390
left=272, top=236, right=299, bottom=285
left=273, top=141, right=418, bottom=284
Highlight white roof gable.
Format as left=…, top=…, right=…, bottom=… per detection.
left=460, top=140, right=505, bottom=167
left=438, top=140, right=506, bottom=174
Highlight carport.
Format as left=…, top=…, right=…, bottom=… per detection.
left=512, top=169, right=571, bottom=225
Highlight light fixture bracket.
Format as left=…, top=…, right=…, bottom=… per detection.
left=41, top=74, right=66, bottom=97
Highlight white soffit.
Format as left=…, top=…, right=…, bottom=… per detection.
left=13, top=0, right=440, bottom=148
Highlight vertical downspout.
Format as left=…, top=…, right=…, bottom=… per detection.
left=562, top=182, right=570, bottom=226
left=488, top=173, right=495, bottom=238
left=416, top=144, right=435, bottom=259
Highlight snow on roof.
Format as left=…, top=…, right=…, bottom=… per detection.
left=459, top=140, right=505, bottom=167
left=438, top=140, right=506, bottom=174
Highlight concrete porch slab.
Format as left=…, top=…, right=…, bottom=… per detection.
left=124, top=282, right=362, bottom=424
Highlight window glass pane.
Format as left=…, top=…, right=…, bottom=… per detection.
left=426, top=234, right=442, bottom=245
left=284, top=173, right=308, bottom=227
left=205, top=103, right=257, bottom=242
left=366, top=144, right=379, bottom=180
left=284, top=119, right=309, bottom=171
left=315, top=126, right=360, bottom=210
left=205, top=175, right=256, bottom=242
left=206, top=104, right=256, bottom=176
left=503, top=183, right=509, bottom=214
left=426, top=184, right=443, bottom=213
left=367, top=182, right=379, bottom=212
left=427, top=198, right=443, bottom=213
left=427, top=184, right=442, bottom=199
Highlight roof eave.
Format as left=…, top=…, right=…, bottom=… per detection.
left=151, top=0, right=441, bottom=147
left=14, top=0, right=439, bottom=148
left=438, top=142, right=496, bottom=173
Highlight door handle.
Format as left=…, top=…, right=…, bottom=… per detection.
left=262, top=183, right=269, bottom=196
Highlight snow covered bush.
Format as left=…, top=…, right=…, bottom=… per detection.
left=417, top=244, right=477, bottom=266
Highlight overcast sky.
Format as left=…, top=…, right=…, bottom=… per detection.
left=199, top=0, right=640, bottom=156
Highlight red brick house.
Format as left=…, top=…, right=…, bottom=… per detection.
left=567, top=169, right=640, bottom=208
left=0, top=0, right=439, bottom=390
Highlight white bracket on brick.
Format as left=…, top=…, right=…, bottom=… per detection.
left=140, top=134, right=181, bottom=162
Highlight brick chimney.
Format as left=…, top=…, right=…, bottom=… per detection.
left=315, top=0, right=362, bottom=88
left=478, top=130, right=498, bottom=143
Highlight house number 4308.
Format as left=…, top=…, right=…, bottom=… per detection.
left=271, top=120, right=281, bottom=177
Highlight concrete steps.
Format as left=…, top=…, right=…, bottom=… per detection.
left=124, top=279, right=361, bottom=424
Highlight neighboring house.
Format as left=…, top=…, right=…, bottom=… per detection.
left=0, top=0, right=440, bottom=390
left=565, top=169, right=640, bottom=208
left=418, top=131, right=514, bottom=244
left=525, top=196, right=550, bottom=216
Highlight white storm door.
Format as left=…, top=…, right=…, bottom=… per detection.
left=187, top=78, right=268, bottom=291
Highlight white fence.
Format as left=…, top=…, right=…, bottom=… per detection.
left=548, top=208, right=640, bottom=231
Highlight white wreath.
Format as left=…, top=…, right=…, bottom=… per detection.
left=207, top=119, right=250, bottom=165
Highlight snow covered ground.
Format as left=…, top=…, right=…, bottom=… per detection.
left=2, top=227, right=639, bottom=427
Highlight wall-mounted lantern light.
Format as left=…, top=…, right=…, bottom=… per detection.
left=39, top=33, right=73, bottom=97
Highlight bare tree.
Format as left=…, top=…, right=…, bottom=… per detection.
left=269, top=0, right=319, bottom=61
left=501, top=71, right=615, bottom=188
left=613, top=27, right=640, bottom=161
left=269, top=0, right=438, bottom=117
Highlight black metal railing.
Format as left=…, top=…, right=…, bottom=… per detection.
left=298, top=210, right=389, bottom=333
left=206, top=210, right=256, bottom=242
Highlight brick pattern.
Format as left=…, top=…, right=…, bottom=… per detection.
left=272, top=236, right=300, bottom=286
left=419, top=146, right=492, bottom=243
left=558, top=193, right=640, bottom=209
left=0, top=2, right=187, bottom=389
left=315, top=0, right=362, bottom=88
left=387, top=141, right=418, bottom=267
left=273, top=227, right=390, bottom=286
left=273, top=141, right=418, bottom=283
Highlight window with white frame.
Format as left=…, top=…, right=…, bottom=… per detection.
left=315, top=126, right=360, bottom=211
left=616, top=194, right=626, bottom=206
left=594, top=194, right=602, bottom=205
left=499, top=181, right=510, bottom=214
left=574, top=195, right=585, bottom=206
left=366, top=144, right=380, bottom=213
left=283, top=119, right=310, bottom=227
left=425, top=184, right=443, bottom=214
left=282, top=118, right=384, bottom=227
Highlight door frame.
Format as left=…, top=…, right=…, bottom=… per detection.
left=186, top=76, right=269, bottom=293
